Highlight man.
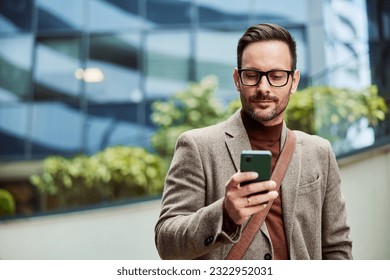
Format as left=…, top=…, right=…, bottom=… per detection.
left=155, top=23, right=352, bottom=260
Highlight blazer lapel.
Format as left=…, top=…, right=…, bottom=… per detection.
left=224, top=110, right=252, bottom=171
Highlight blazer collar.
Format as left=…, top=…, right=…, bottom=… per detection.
left=224, top=110, right=252, bottom=171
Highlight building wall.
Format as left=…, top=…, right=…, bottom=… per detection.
left=0, top=144, right=389, bottom=260
left=338, top=144, right=390, bottom=260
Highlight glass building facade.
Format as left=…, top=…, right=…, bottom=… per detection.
left=0, top=0, right=388, bottom=161
left=0, top=0, right=310, bottom=161
left=366, top=0, right=390, bottom=141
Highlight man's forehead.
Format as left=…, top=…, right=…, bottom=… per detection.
left=241, top=41, right=292, bottom=68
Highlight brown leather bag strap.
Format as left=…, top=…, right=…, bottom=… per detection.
left=225, top=129, right=296, bottom=260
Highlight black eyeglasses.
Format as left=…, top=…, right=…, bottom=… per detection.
left=238, top=69, right=294, bottom=87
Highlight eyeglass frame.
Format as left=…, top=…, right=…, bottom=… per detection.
left=237, top=68, right=295, bottom=87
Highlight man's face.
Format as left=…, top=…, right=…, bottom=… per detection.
left=233, top=40, right=300, bottom=126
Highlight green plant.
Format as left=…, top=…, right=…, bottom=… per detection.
left=30, top=146, right=166, bottom=209
left=0, top=189, right=16, bottom=216
left=151, top=75, right=228, bottom=161
left=285, top=85, right=387, bottom=152
left=96, top=146, right=166, bottom=198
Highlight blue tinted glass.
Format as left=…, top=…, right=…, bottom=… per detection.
left=37, top=0, right=85, bottom=32
left=31, top=102, right=83, bottom=157
left=196, top=30, right=238, bottom=102
left=85, top=104, right=154, bottom=155
left=198, top=0, right=250, bottom=26
left=0, top=35, right=33, bottom=101
left=0, top=103, right=29, bottom=158
left=34, top=37, right=82, bottom=102
left=146, top=0, right=191, bottom=26
left=89, top=0, right=142, bottom=32
left=255, top=0, right=307, bottom=23
left=145, top=30, right=190, bottom=99
left=86, top=33, right=141, bottom=103
left=0, top=0, right=34, bottom=33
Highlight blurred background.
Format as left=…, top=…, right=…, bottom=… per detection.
left=0, top=0, right=389, bottom=259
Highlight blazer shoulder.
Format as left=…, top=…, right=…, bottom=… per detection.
left=178, top=122, right=226, bottom=149
left=180, top=110, right=243, bottom=140
left=292, top=130, right=333, bottom=154
left=179, top=116, right=234, bottom=142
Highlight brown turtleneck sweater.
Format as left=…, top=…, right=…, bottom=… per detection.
left=241, top=110, right=289, bottom=260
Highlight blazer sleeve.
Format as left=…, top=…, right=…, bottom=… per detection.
left=321, top=143, right=353, bottom=259
left=154, top=131, right=240, bottom=260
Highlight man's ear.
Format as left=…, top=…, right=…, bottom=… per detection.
left=233, top=68, right=240, bottom=91
left=290, top=69, right=301, bottom=94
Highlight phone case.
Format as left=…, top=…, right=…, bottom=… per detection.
left=240, top=150, right=272, bottom=186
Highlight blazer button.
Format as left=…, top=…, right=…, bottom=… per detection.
left=264, top=253, right=272, bottom=260
left=204, top=236, right=214, bottom=246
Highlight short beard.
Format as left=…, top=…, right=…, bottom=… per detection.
left=240, top=93, right=289, bottom=124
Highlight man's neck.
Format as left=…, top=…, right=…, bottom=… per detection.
left=240, top=110, right=283, bottom=141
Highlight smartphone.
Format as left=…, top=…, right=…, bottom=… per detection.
left=240, top=150, right=272, bottom=189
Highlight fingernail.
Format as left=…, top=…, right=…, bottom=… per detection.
left=269, top=181, right=276, bottom=188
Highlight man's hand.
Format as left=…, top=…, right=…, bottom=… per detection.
left=223, top=171, right=278, bottom=225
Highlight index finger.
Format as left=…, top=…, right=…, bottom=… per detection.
left=226, top=171, right=258, bottom=191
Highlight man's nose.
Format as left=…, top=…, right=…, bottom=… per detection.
left=256, top=75, right=271, bottom=92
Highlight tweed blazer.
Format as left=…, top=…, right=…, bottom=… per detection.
left=155, top=110, right=352, bottom=260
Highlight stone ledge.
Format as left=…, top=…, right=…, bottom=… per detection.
left=337, top=142, right=390, bottom=168
left=0, top=160, right=43, bottom=182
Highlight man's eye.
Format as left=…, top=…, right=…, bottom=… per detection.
left=270, top=73, right=285, bottom=80
left=244, top=72, right=257, bottom=79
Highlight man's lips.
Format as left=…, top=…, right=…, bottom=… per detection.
left=250, top=98, right=278, bottom=103
left=249, top=97, right=277, bottom=109
left=251, top=99, right=274, bottom=103
left=254, top=101, right=273, bottom=109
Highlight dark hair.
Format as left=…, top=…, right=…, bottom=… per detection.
left=237, top=23, right=297, bottom=70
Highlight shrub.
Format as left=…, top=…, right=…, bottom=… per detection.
left=0, top=189, right=16, bottom=216
left=151, top=75, right=227, bottom=161
left=30, top=146, right=166, bottom=209
left=285, top=85, right=387, bottom=152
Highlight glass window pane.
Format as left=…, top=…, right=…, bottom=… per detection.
left=37, top=0, right=85, bottom=33
left=34, top=36, right=82, bottom=102
left=255, top=0, right=307, bottom=23
left=0, top=35, right=33, bottom=102
left=145, top=30, right=190, bottom=99
left=0, top=0, right=34, bottom=33
left=196, top=30, right=238, bottom=103
left=146, top=0, right=191, bottom=26
left=85, top=104, right=154, bottom=155
left=89, top=0, right=142, bottom=32
left=322, top=0, right=370, bottom=90
left=86, top=33, right=141, bottom=103
left=31, top=102, right=83, bottom=157
left=0, top=103, right=29, bottom=158
left=289, top=28, right=307, bottom=82
left=198, top=0, right=250, bottom=27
